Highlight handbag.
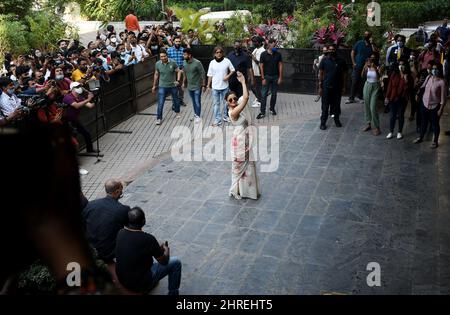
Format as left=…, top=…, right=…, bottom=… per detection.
left=416, top=75, right=431, bottom=101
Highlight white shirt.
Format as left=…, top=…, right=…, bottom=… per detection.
left=207, top=58, right=235, bottom=90
left=0, top=92, right=21, bottom=117
left=132, top=44, right=148, bottom=62
left=252, top=46, right=266, bottom=76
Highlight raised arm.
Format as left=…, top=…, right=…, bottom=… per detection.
left=229, top=72, right=249, bottom=120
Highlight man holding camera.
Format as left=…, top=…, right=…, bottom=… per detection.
left=0, top=77, right=34, bottom=126
left=62, top=82, right=97, bottom=153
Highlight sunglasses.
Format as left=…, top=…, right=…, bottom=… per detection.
left=227, top=96, right=238, bottom=102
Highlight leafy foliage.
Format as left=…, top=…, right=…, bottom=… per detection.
left=0, top=0, right=34, bottom=18
left=0, top=15, right=30, bottom=60
left=172, top=7, right=215, bottom=44
left=26, top=10, right=79, bottom=52
left=18, top=260, right=57, bottom=294
left=80, top=0, right=161, bottom=22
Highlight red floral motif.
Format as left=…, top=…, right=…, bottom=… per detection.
left=231, top=136, right=239, bottom=149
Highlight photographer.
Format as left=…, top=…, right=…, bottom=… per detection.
left=36, top=86, right=65, bottom=125
left=53, top=66, right=72, bottom=95
left=0, top=77, right=34, bottom=125
left=62, top=82, right=97, bottom=153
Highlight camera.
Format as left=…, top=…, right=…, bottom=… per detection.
left=17, top=94, right=48, bottom=109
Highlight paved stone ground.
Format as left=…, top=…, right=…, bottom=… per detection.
left=79, top=91, right=322, bottom=199
left=119, top=96, right=450, bottom=295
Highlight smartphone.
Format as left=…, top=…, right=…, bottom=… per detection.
left=164, top=241, right=168, bottom=246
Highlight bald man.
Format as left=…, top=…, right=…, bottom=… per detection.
left=82, top=180, right=131, bottom=263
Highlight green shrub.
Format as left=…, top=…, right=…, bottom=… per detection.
left=26, top=11, right=79, bottom=53
left=18, top=261, right=57, bottom=295
left=0, top=15, right=29, bottom=63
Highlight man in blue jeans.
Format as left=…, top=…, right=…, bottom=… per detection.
left=257, top=39, right=283, bottom=119
left=152, top=50, right=182, bottom=125
left=115, top=207, right=182, bottom=295
left=182, top=48, right=206, bottom=123
left=207, top=46, right=235, bottom=126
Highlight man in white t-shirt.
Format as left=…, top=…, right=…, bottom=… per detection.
left=207, top=46, right=235, bottom=126
left=250, top=36, right=265, bottom=107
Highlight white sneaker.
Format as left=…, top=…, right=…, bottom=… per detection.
left=386, top=132, right=394, bottom=139
left=251, top=100, right=261, bottom=108
left=223, top=116, right=231, bottom=123
left=190, top=115, right=195, bottom=121
left=397, top=132, right=403, bottom=139
left=194, top=117, right=201, bottom=123
left=79, top=168, right=89, bottom=175
left=156, top=119, right=161, bottom=125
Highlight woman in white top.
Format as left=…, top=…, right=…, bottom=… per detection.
left=361, top=54, right=381, bottom=135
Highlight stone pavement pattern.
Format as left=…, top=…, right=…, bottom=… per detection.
left=80, top=91, right=321, bottom=199
left=119, top=98, right=450, bottom=295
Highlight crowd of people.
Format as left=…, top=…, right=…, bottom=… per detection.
left=1, top=9, right=450, bottom=295
left=316, top=20, right=449, bottom=148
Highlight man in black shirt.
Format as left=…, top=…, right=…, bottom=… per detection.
left=115, top=207, right=182, bottom=295
left=82, top=179, right=130, bottom=263
left=318, top=44, right=348, bottom=130
left=257, top=38, right=283, bottom=119
left=227, top=40, right=253, bottom=98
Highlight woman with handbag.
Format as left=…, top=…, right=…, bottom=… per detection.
left=385, top=60, right=411, bottom=140
left=413, top=63, right=447, bottom=148
left=361, top=54, right=381, bottom=136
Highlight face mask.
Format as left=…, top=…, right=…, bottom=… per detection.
left=399, top=65, right=405, bottom=72
left=364, top=35, right=370, bottom=42
left=431, top=69, right=439, bottom=76
left=111, top=38, right=117, bottom=43
left=102, top=53, right=108, bottom=57
left=35, top=51, right=42, bottom=58
left=215, top=56, right=224, bottom=62
left=271, top=47, right=278, bottom=53
left=329, top=51, right=336, bottom=57
left=37, top=77, right=45, bottom=85
left=74, top=87, right=83, bottom=94
left=7, top=88, right=14, bottom=95
left=174, top=44, right=181, bottom=49
left=79, top=66, right=87, bottom=72
left=55, top=74, right=64, bottom=81
left=151, top=45, right=158, bottom=50
left=397, top=41, right=404, bottom=48
left=427, top=68, right=431, bottom=74
left=120, top=52, right=127, bottom=57
left=235, top=47, right=242, bottom=54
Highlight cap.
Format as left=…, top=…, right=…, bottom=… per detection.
left=70, top=82, right=81, bottom=90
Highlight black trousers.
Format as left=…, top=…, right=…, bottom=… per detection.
left=350, top=66, right=363, bottom=100
left=389, top=98, right=407, bottom=133
left=321, top=86, right=342, bottom=124
left=251, top=76, right=262, bottom=102
left=70, top=120, right=93, bottom=152
left=419, top=104, right=441, bottom=143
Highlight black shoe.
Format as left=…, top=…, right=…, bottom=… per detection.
left=270, top=109, right=277, bottom=115
left=256, top=113, right=265, bottom=119
left=320, top=124, right=327, bottom=130
left=445, top=131, right=450, bottom=136
left=345, top=98, right=355, bottom=104
left=87, top=149, right=100, bottom=154
left=334, top=119, right=342, bottom=127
